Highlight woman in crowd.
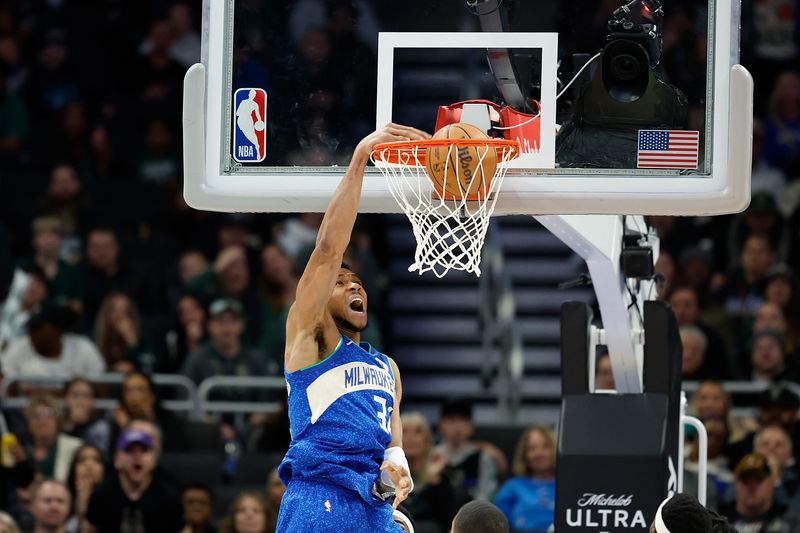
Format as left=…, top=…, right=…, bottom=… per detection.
left=62, top=378, right=111, bottom=451
left=94, top=291, right=156, bottom=373
left=494, top=426, right=557, bottom=533
left=165, top=294, right=208, bottom=372
left=219, top=492, right=271, bottom=533
left=22, top=394, right=83, bottom=481
left=110, top=371, right=186, bottom=453
left=65, top=444, right=105, bottom=531
left=264, top=467, right=285, bottom=533
left=401, top=412, right=468, bottom=533
left=257, top=243, right=296, bottom=359
left=0, top=512, right=20, bottom=533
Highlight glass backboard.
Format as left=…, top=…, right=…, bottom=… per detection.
left=183, top=0, right=752, bottom=215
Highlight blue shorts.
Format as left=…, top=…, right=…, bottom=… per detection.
left=277, top=479, right=404, bottom=533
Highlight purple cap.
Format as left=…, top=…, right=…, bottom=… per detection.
left=116, top=429, right=154, bottom=452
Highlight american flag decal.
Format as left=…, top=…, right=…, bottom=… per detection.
left=637, top=130, right=699, bottom=169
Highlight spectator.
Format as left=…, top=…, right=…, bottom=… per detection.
left=594, top=352, right=615, bottom=390
left=691, top=381, right=732, bottom=420
left=110, top=372, right=188, bottom=454
left=680, top=325, right=713, bottom=380
left=714, top=234, right=775, bottom=319
left=0, top=420, right=35, bottom=517
left=401, top=412, right=467, bottom=533
left=763, top=71, right=800, bottom=170
left=219, top=492, right=270, bottom=533
left=185, top=245, right=267, bottom=348
left=494, top=426, right=556, bottom=533
left=61, top=378, right=111, bottom=452
left=0, top=511, right=20, bottom=533
left=180, top=483, right=216, bottom=533
left=754, top=425, right=800, bottom=510
left=22, top=395, right=83, bottom=482
left=178, top=250, right=210, bottom=287
left=720, top=453, right=800, bottom=532
left=0, top=65, right=28, bottom=166
left=668, top=284, right=731, bottom=376
left=165, top=294, right=208, bottom=372
left=94, top=291, right=157, bottom=373
left=654, top=250, right=676, bottom=300
left=731, top=385, right=800, bottom=469
left=166, top=3, right=202, bottom=68
left=85, top=421, right=183, bottom=533
left=40, top=164, right=87, bottom=265
left=65, top=444, right=105, bottom=530
left=0, top=306, right=104, bottom=380
left=137, top=118, right=180, bottom=186
left=264, top=467, right=285, bottom=533
left=181, top=298, right=273, bottom=387
left=684, top=416, right=732, bottom=509
left=450, top=500, right=509, bottom=533
left=433, top=399, right=498, bottom=501
left=764, top=264, right=800, bottom=350
left=258, top=243, right=296, bottom=358
left=0, top=265, right=49, bottom=351
left=19, top=216, right=82, bottom=308
left=275, top=214, right=322, bottom=262
left=30, top=479, right=71, bottom=533
left=747, top=329, right=794, bottom=382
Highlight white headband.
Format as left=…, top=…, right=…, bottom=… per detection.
left=393, top=509, right=415, bottom=533
left=654, top=497, right=672, bottom=533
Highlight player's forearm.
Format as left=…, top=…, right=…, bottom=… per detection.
left=315, top=150, right=370, bottom=256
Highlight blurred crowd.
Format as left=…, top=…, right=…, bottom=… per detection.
left=0, top=0, right=798, bottom=532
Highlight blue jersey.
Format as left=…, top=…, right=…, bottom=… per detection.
left=278, top=334, right=396, bottom=504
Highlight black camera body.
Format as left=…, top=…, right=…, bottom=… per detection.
left=607, top=20, right=661, bottom=67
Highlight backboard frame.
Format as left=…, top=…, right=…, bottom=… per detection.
left=184, top=0, right=752, bottom=216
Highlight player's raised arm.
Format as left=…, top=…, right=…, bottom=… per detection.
left=286, top=124, right=429, bottom=371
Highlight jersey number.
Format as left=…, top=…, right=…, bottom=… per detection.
left=373, top=395, right=393, bottom=435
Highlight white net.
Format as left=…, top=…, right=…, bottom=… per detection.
left=372, top=140, right=519, bottom=278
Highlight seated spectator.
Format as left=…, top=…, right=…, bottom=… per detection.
left=94, top=292, right=157, bottom=373
left=754, top=425, right=800, bottom=511
left=433, top=399, right=498, bottom=500
left=62, top=378, right=111, bottom=452
left=180, top=483, right=216, bottom=533
left=0, top=265, right=49, bottom=351
left=0, top=511, right=20, bottom=533
left=752, top=301, right=796, bottom=356
left=181, top=298, right=273, bottom=387
left=691, top=381, right=732, bottom=420
left=494, top=426, right=556, bottom=533
left=185, top=245, right=268, bottom=348
left=110, top=372, right=188, bottom=454
left=763, top=72, right=800, bottom=171
left=714, top=234, right=774, bottom=320
left=165, top=294, right=208, bottom=372
left=219, top=492, right=270, bottom=533
left=747, top=329, right=794, bottom=382
left=165, top=3, right=202, bottom=68
left=680, top=325, right=714, bottom=380
left=65, top=444, right=105, bottom=530
left=654, top=250, right=676, bottom=300
left=85, top=421, right=183, bottom=533
left=258, top=243, right=295, bottom=359
left=764, top=264, right=800, bottom=351
left=0, top=419, right=35, bottom=516
left=178, top=250, right=210, bottom=287
left=0, top=306, right=105, bottom=381
left=81, top=226, right=163, bottom=326
left=594, top=352, right=615, bottom=390
left=451, top=500, right=509, bottom=533
left=21, top=395, right=82, bottom=482
left=685, top=416, right=732, bottom=509
left=0, top=65, right=28, bottom=169
left=669, top=284, right=731, bottom=377
left=264, top=467, right=285, bottom=533
left=18, top=216, right=82, bottom=309
left=720, top=453, right=800, bottom=531
left=30, top=479, right=71, bottom=533
left=40, top=164, right=87, bottom=265
left=401, top=412, right=467, bottom=533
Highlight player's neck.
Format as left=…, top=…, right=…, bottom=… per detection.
left=338, top=328, right=360, bottom=345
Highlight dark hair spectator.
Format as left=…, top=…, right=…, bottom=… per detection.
left=65, top=444, right=105, bottom=528
left=494, top=426, right=556, bottom=533
left=594, top=352, right=615, bottom=390
left=22, top=394, right=83, bottom=482
left=219, top=492, right=270, bottom=533
left=165, top=293, right=208, bottom=372
left=264, top=468, right=284, bottom=533
left=61, top=378, right=110, bottom=452
left=94, top=291, right=157, bottom=374
left=181, top=483, right=216, bottom=533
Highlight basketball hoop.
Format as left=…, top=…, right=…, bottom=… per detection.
left=371, top=138, right=520, bottom=277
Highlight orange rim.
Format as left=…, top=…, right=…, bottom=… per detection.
left=372, top=138, right=521, bottom=166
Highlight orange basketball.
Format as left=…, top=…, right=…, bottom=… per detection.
left=425, top=123, right=497, bottom=200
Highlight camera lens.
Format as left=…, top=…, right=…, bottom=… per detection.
left=611, top=53, right=644, bottom=81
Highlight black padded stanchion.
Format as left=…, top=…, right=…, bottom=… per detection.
left=554, top=301, right=681, bottom=532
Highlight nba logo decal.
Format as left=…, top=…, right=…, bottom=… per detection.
left=233, top=88, right=267, bottom=163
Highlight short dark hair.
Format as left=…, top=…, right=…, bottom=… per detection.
left=452, top=501, right=509, bottom=533
left=182, top=482, right=215, bottom=503
left=340, top=261, right=353, bottom=272
left=660, top=493, right=711, bottom=533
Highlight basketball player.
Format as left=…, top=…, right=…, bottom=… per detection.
left=235, top=89, right=263, bottom=160
left=276, top=123, right=431, bottom=532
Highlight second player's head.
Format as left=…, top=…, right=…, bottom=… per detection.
left=328, top=262, right=368, bottom=333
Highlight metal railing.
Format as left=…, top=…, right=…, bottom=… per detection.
left=478, top=221, right=525, bottom=423
left=195, top=376, right=286, bottom=419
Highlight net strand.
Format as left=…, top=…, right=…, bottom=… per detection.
left=373, top=142, right=515, bottom=278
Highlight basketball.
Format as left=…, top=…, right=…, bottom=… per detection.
left=254, top=120, right=266, bottom=132
left=425, top=123, right=497, bottom=200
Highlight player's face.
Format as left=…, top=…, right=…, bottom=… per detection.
left=328, top=269, right=368, bottom=333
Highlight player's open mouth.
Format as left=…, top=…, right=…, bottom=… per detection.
left=349, top=297, right=365, bottom=313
